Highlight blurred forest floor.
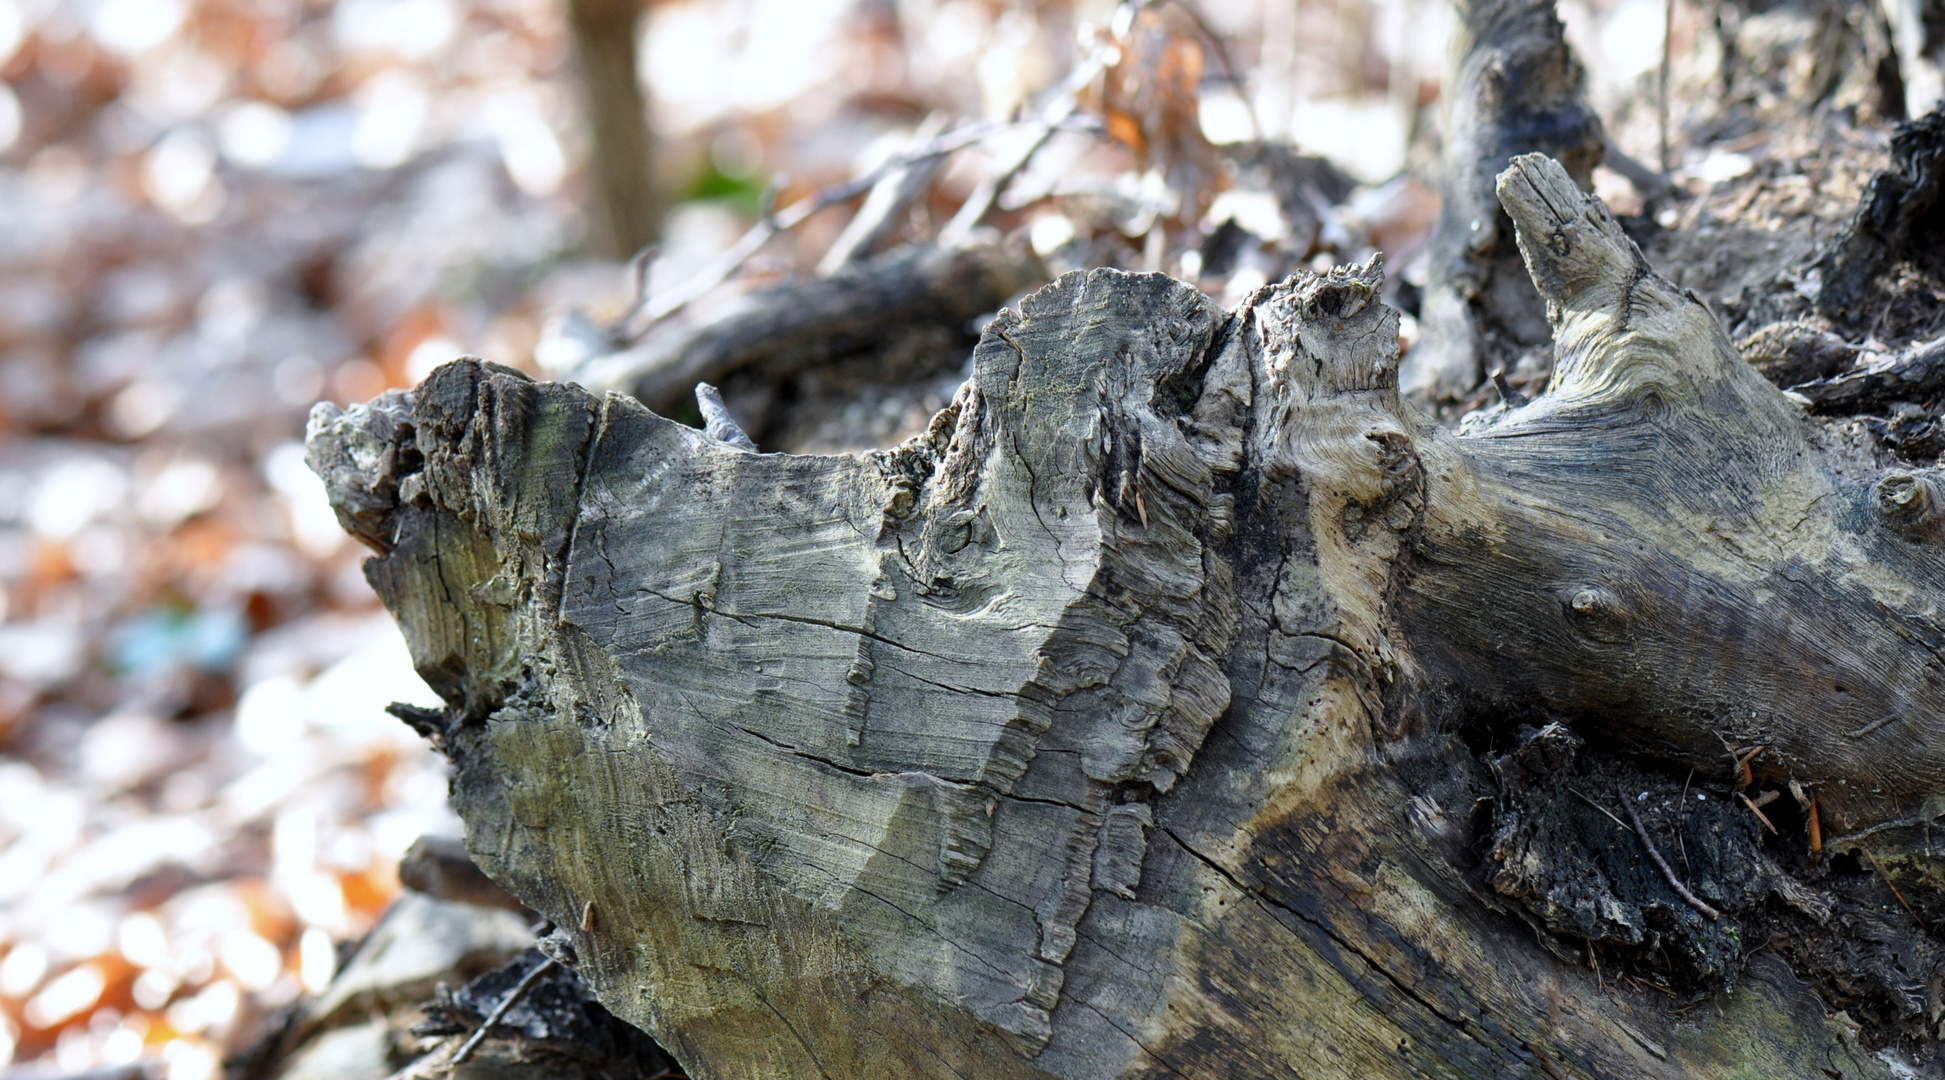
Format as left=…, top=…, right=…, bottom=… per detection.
left=0, top=0, right=1827, bottom=1076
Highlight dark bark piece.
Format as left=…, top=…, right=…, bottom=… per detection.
left=575, top=242, right=1045, bottom=419
left=1818, top=108, right=1945, bottom=330
left=1404, top=0, right=1604, bottom=401
left=399, top=835, right=530, bottom=913
left=226, top=893, right=538, bottom=1080
left=411, top=949, right=681, bottom=1079
left=1736, top=321, right=1860, bottom=388
left=1789, top=335, right=1945, bottom=414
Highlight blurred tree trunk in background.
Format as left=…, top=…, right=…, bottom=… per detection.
left=567, top=0, right=660, bottom=257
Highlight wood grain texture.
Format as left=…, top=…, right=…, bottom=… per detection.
left=308, top=156, right=1945, bottom=1078
left=1408, top=155, right=1945, bottom=836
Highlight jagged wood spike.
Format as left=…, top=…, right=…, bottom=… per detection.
left=694, top=382, right=758, bottom=452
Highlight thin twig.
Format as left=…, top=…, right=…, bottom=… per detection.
left=1715, top=732, right=1742, bottom=787
left=1677, top=767, right=1694, bottom=872
left=616, top=0, right=1149, bottom=340
left=1737, top=791, right=1777, bottom=834
left=450, top=956, right=558, bottom=1066
left=615, top=116, right=1091, bottom=340
left=816, top=112, right=952, bottom=273
left=942, top=0, right=1162, bottom=246
left=1860, top=846, right=1926, bottom=929
left=1617, top=782, right=1720, bottom=920
left=1721, top=742, right=1762, bottom=790
left=623, top=243, right=660, bottom=313
left=936, top=117, right=1067, bottom=248
left=938, top=61, right=1116, bottom=244
left=1569, top=787, right=1630, bottom=831
left=1787, top=779, right=1823, bottom=855
left=1845, top=714, right=1900, bottom=739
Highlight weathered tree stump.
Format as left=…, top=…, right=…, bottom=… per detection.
left=309, top=155, right=1945, bottom=1078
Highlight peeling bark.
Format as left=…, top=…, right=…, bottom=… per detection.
left=310, top=153, right=1945, bottom=1078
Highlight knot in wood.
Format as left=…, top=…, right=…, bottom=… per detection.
left=1874, top=471, right=1944, bottom=539
left=1565, top=586, right=1627, bottom=641
left=1340, top=431, right=1423, bottom=542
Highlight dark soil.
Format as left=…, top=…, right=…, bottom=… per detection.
left=1463, top=721, right=1944, bottom=1054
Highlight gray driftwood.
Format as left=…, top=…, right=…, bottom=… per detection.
left=310, top=154, right=1945, bottom=1078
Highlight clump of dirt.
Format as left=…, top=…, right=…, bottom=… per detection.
left=1482, top=724, right=1765, bottom=987
left=1473, top=723, right=1944, bottom=1052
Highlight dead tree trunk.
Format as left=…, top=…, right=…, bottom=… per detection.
left=307, top=147, right=1945, bottom=1078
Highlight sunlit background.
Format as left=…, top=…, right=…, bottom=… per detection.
left=0, top=0, right=1703, bottom=1076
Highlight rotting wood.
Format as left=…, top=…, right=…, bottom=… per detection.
left=308, top=147, right=1945, bottom=1077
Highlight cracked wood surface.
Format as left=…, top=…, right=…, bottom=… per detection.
left=307, top=155, right=1945, bottom=1078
